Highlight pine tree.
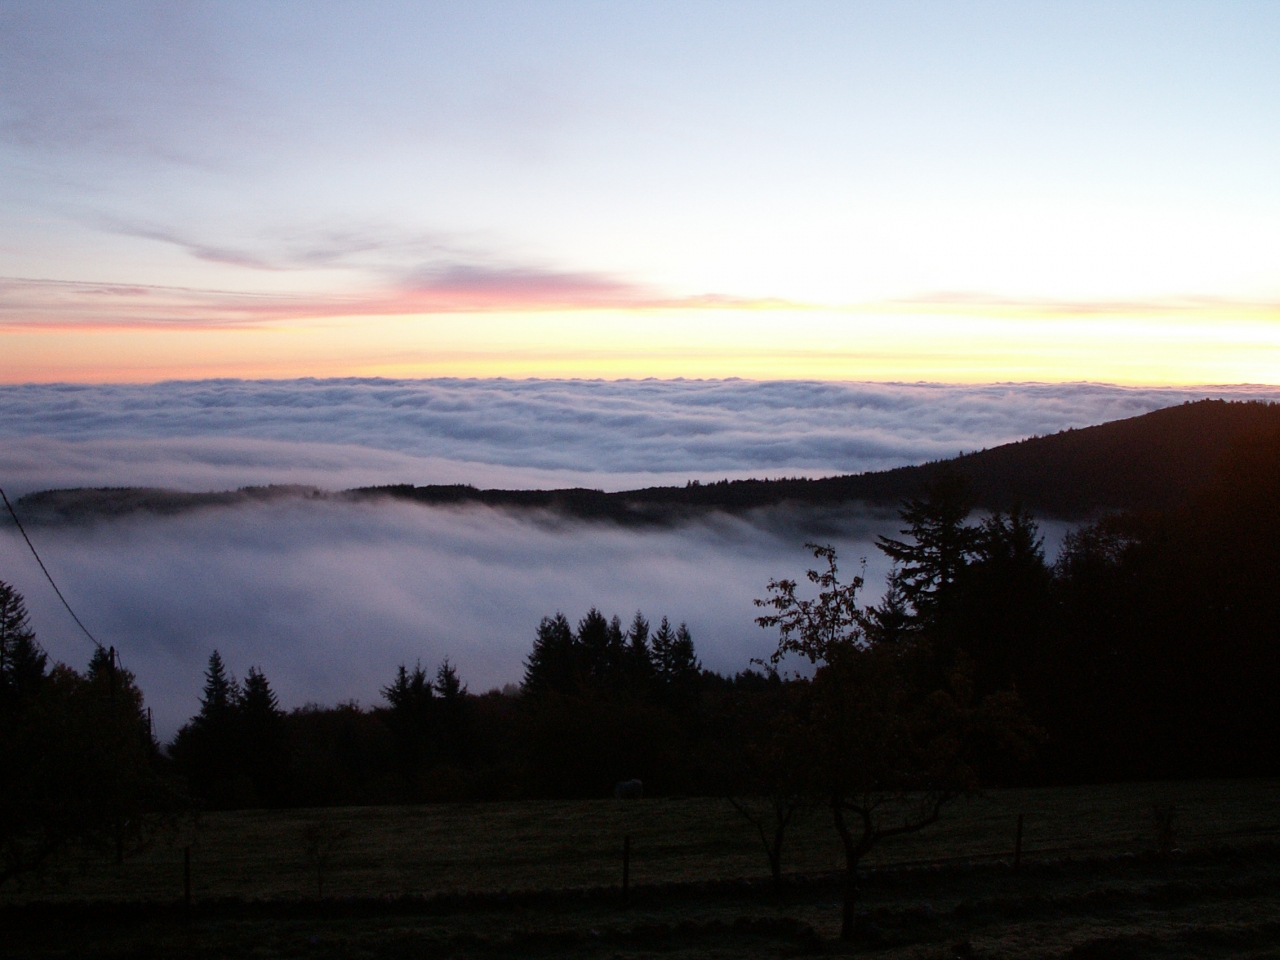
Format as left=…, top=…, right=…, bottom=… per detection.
left=435, top=658, right=465, bottom=700
left=671, top=623, right=701, bottom=679
left=434, top=658, right=469, bottom=768
left=875, top=470, right=981, bottom=622
left=197, top=650, right=241, bottom=727
left=240, top=666, right=287, bottom=806
left=575, top=608, right=623, bottom=684
left=168, top=651, right=244, bottom=806
left=381, top=662, right=435, bottom=798
left=625, top=611, right=654, bottom=689
left=651, top=616, right=677, bottom=682
left=523, top=613, right=576, bottom=696
left=0, top=580, right=47, bottom=707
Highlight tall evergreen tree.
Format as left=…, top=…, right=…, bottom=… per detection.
left=239, top=666, right=288, bottom=805
left=380, top=662, right=436, bottom=798
left=575, top=608, right=624, bottom=684
left=523, top=613, right=576, bottom=696
left=652, top=617, right=701, bottom=694
left=0, top=580, right=47, bottom=708
left=670, top=623, right=701, bottom=679
left=875, top=470, right=981, bottom=623
left=434, top=658, right=469, bottom=768
left=169, top=650, right=245, bottom=807
left=435, top=658, right=465, bottom=700
left=625, top=611, right=654, bottom=688
left=197, top=650, right=241, bottom=728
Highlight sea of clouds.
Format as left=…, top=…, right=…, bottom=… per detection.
left=5, top=378, right=1280, bottom=495
left=3, top=377, right=1277, bottom=738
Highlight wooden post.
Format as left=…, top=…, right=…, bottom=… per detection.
left=1014, top=814, right=1024, bottom=872
left=622, top=834, right=631, bottom=905
left=183, top=846, right=192, bottom=908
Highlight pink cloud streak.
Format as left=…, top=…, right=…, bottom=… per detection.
left=0, top=273, right=784, bottom=330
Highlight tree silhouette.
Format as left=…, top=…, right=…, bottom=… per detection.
left=239, top=666, right=288, bottom=806
left=523, top=613, right=576, bottom=696
left=875, top=470, right=981, bottom=623
left=756, top=545, right=1037, bottom=941
left=170, top=651, right=247, bottom=806
left=1, top=582, right=179, bottom=884
left=624, top=611, right=655, bottom=687
left=380, top=662, right=435, bottom=799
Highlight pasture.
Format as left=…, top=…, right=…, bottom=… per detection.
left=4, top=779, right=1280, bottom=958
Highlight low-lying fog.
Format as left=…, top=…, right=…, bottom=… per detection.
left=2, top=377, right=1267, bottom=739
left=1, top=497, right=929, bottom=740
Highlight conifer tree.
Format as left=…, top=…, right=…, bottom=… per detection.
left=435, top=658, right=465, bottom=700
left=197, top=650, right=241, bottom=728
left=523, top=613, right=576, bottom=696
left=240, top=666, right=287, bottom=805
left=651, top=616, right=677, bottom=681
left=625, top=611, right=654, bottom=688
left=0, top=580, right=46, bottom=707
left=875, top=470, right=981, bottom=622
left=381, top=662, right=435, bottom=797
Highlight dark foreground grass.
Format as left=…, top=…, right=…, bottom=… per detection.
left=4, top=779, right=1280, bottom=958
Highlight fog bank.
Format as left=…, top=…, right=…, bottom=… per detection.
left=1, top=497, right=909, bottom=740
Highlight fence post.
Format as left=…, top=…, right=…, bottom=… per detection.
left=1014, top=814, right=1024, bottom=872
left=622, top=834, right=631, bottom=905
left=183, top=846, right=192, bottom=908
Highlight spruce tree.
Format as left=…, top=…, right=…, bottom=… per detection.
left=625, top=611, right=654, bottom=689
left=240, top=666, right=287, bottom=806
left=523, top=613, right=576, bottom=696
left=0, top=580, right=47, bottom=706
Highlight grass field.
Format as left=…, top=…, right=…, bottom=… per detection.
left=4, top=779, right=1280, bottom=958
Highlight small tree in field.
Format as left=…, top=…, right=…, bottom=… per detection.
left=756, top=544, right=1035, bottom=941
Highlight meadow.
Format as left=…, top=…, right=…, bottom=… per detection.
left=4, top=779, right=1279, bottom=958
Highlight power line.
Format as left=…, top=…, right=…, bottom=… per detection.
left=0, top=485, right=105, bottom=652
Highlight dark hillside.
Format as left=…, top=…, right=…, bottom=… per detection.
left=369, top=399, right=1280, bottom=520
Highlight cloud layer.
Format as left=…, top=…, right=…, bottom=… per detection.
left=3, top=378, right=1280, bottom=497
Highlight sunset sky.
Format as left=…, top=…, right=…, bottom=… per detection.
left=3, top=1, right=1279, bottom=385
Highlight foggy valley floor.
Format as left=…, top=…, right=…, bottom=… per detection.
left=3, top=780, right=1279, bottom=959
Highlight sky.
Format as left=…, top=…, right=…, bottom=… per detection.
left=3, top=2, right=1280, bottom=728
left=2, top=1, right=1279, bottom=383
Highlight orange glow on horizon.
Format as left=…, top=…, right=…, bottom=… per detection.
left=3, top=304, right=1278, bottom=386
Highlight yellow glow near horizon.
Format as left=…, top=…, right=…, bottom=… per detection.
left=3, top=305, right=1279, bottom=385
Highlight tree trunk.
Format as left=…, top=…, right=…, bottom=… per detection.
left=830, top=795, right=870, bottom=941
left=840, top=865, right=859, bottom=941
left=769, top=820, right=784, bottom=890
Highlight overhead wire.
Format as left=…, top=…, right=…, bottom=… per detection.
left=1, top=485, right=106, bottom=652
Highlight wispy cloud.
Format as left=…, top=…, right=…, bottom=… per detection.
left=878, top=291, right=1280, bottom=321
left=0, top=270, right=779, bottom=329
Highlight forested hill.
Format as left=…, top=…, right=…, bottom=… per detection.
left=13, top=399, right=1280, bottom=525
left=363, top=399, right=1280, bottom=520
